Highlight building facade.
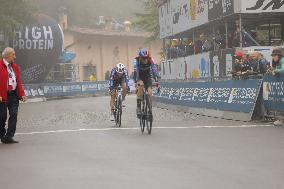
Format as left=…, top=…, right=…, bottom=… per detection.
left=64, top=27, right=162, bottom=81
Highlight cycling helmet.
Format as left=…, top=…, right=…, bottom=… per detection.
left=139, top=48, right=149, bottom=57
left=116, top=63, right=125, bottom=74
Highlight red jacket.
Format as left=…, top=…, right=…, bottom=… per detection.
left=0, top=59, right=25, bottom=102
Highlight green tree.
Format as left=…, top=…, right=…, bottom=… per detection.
left=0, top=0, right=35, bottom=36
left=133, top=0, right=160, bottom=41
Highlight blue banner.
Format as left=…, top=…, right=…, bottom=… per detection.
left=154, top=79, right=262, bottom=113
left=24, top=84, right=45, bottom=98
left=24, top=81, right=109, bottom=98
left=263, top=74, right=284, bottom=112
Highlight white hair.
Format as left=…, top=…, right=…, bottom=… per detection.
left=2, top=47, right=15, bottom=58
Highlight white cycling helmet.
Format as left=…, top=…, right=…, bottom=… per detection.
left=116, top=63, right=125, bottom=74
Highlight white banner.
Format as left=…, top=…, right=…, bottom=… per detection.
left=241, top=0, right=284, bottom=13
left=161, top=52, right=210, bottom=80
left=159, top=3, right=173, bottom=38
left=159, top=0, right=208, bottom=38
left=186, top=52, right=210, bottom=79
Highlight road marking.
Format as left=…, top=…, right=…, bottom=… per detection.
left=16, top=124, right=274, bottom=136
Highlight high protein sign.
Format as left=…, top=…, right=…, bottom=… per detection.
left=12, top=14, right=64, bottom=84
left=14, top=26, right=54, bottom=50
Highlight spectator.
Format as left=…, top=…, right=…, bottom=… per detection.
left=167, top=39, right=186, bottom=58
left=194, top=34, right=204, bottom=54
left=231, top=51, right=251, bottom=78
left=89, top=73, right=97, bottom=82
left=268, top=48, right=284, bottom=75
left=232, top=20, right=241, bottom=47
left=169, top=39, right=178, bottom=59
left=242, top=51, right=250, bottom=64
left=0, top=47, right=27, bottom=144
left=184, top=38, right=194, bottom=56
left=248, top=51, right=269, bottom=75
left=267, top=48, right=284, bottom=126
left=177, top=39, right=186, bottom=56
left=200, top=34, right=212, bottom=52
left=105, top=70, right=110, bottom=80
left=171, top=39, right=178, bottom=48
left=258, top=53, right=270, bottom=74
left=213, top=30, right=225, bottom=50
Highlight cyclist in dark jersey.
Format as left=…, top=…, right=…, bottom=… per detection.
left=133, top=49, right=158, bottom=117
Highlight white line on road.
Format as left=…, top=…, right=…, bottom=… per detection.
left=15, top=124, right=274, bottom=136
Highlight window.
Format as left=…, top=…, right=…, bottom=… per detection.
left=83, top=65, right=96, bottom=81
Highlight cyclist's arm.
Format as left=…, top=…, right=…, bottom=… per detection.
left=133, top=59, right=139, bottom=82
left=109, top=69, right=116, bottom=89
left=124, top=69, right=129, bottom=88
left=150, top=58, right=158, bottom=81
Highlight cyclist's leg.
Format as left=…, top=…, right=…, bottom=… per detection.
left=136, top=80, right=144, bottom=116
left=110, top=89, right=117, bottom=111
left=145, top=79, right=153, bottom=97
left=110, top=81, right=118, bottom=112
left=109, top=88, right=117, bottom=121
left=121, top=80, right=127, bottom=101
left=144, top=79, right=153, bottom=113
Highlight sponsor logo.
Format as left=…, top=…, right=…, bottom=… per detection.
left=247, top=0, right=284, bottom=11
left=13, top=26, right=54, bottom=50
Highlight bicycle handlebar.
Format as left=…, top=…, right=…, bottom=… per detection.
left=152, top=82, right=160, bottom=87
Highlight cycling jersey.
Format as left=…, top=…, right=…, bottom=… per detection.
left=109, top=68, right=129, bottom=89
left=133, top=57, right=158, bottom=82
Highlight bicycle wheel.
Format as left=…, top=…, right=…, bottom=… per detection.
left=145, top=95, right=153, bottom=135
left=116, top=96, right=122, bottom=127
left=139, top=99, right=146, bottom=133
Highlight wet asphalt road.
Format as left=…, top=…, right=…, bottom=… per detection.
left=0, top=96, right=283, bottom=189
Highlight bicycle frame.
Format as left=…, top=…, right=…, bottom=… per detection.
left=114, top=86, right=122, bottom=127
left=139, top=82, right=159, bottom=134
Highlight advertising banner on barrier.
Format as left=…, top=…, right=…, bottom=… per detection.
left=209, top=49, right=235, bottom=78
left=241, top=0, right=284, bottom=13
left=263, top=74, right=284, bottom=112
left=24, top=81, right=109, bottom=98
left=186, top=52, right=210, bottom=79
left=154, top=79, right=262, bottom=114
left=161, top=52, right=210, bottom=80
left=208, top=0, right=234, bottom=20
left=24, top=85, right=45, bottom=98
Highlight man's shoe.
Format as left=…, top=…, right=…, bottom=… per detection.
left=122, top=101, right=126, bottom=108
left=4, top=137, right=19, bottom=144
left=274, top=120, right=283, bottom=126
left=110, top=111, right=115, bottom=121
left=0, top=137, right=6, bottom=144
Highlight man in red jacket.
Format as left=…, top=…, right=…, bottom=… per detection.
left=0, top=47, right=27, bottom=144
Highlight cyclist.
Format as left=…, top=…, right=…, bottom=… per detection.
left=133, top=48, right=158, bottom=118
left=109, top=63, right=129, bottom=121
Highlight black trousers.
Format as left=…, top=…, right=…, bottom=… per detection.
left=0, top=91, right=19, bottom=138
